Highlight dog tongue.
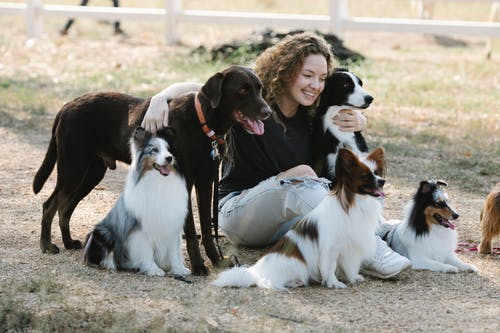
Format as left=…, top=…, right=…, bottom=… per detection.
left=375, top=188, right=385, bottom=199
left=441, top=219, right=456, bottom=230
left=245, top=119, right=265, bottom=135
left=158, top=165, right=171, bottom=176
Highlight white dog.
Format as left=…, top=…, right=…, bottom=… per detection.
left=83, top=127, right=190, bottom=276
left=213, top=147, right=386, bottom=290
left=382, top=180, right=477, bottom=273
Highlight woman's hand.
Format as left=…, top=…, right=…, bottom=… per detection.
left=141, top=95, right=169, bottom=134
left=331, top=109, right=367, bottom=132
left=141, top=82, right=202, bottom=134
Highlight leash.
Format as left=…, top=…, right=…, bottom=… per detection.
left=211, top=147, right=225, bottom=260
left=194, top=92, right=225, bottom=260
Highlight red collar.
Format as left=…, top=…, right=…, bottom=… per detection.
left=195, top=92, right=225, bottom=145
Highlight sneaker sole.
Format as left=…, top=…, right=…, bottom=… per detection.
left=362, top=262, right=411, bottom=279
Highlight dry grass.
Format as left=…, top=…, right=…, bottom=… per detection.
left=1, top=1, right=500, bottom=332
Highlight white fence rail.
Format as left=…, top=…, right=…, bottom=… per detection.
left=0, top=0, right=499, bottom=43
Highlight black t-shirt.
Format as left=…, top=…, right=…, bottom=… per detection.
left=219, top=107, right=314, bottom=199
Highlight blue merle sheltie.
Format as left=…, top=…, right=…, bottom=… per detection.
left=382, top=180, right=477, bottom=273
left=83, top=127, right=190, bottom=276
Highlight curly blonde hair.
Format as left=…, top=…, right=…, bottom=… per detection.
left=254, top=32, right=335, bottom=119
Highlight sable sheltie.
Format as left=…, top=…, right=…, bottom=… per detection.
left=383, top=180, right=477, bottom=273
left=83, top=127, right=190, bottom=276
left=314, top=68, right=374, bottom=180
left=479, top=182, right=500, bottom=254
left=213, top=147, right=386, bottom=290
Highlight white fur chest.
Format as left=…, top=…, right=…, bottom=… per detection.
left=314, top=195, right=381, bottom=256
left=420, top=226, right=458, bottom=260
left=323, top=106, right=360, bottom=153
left=400, top=222, right=458, bottom=261
left=123, top=170, right=188, bottom=231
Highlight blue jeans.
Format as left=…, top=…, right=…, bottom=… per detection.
left=218, top=175, right=331, bottom=247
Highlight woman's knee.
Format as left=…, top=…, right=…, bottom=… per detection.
left=277, top=164, right=317, bottom=179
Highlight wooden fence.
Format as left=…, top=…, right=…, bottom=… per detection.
left=0, top=0, right=499, bottom=43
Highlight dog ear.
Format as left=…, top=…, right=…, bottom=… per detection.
left=334, top=67, right=349, bottom=73
left=200, top=71, right=224, bottom=109
left=336, top=148, right=358, bottom=174
left=419, top=180, right=434, bottom=195
left=157, top=126, right=176, bottom=147
left=436, top=180, right=448, bottom=188
left=367, top=147, right=386, bottom=177
left=157, top=126, right=176, bottom=139
left=133, top=126, right=151, bottom=148
left=163, top=126, right=176, bottom=138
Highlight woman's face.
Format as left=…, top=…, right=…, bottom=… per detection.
left=287, top=53, right=328, bottom=107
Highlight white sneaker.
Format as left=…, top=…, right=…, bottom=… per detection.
left=362, top=235, right=411, bottom=279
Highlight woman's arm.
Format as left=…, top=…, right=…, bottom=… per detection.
left=331, top=109, right=367, bottom=132
left=141, top=82, right=203, bottom=134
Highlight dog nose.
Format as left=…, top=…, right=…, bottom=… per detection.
left=452, top=212, right=459, bottom=220
left=377, top=178, right=385, bottom=187
left=259, top=105, right=272, bottom=119
left=365, top=95, right=374, bottom=105
left=166, top=156, right=173, bottom=164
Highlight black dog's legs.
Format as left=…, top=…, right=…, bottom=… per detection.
left=184, top=193, right=209, bottom=276
left=58, top=157, right=107, bottom=250
left=40, top=190, right=61, bottom=254
left=195, top=179, right=221, bottom=266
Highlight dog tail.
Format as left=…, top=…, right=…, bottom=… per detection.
left=82, top=226, right=116, bottom=269
left=33, top=112, right=60, bottom=194
left=212, top=266, right=259, bottom=288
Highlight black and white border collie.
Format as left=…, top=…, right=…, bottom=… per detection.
left=213, top=147, right=386, bottom=290
left=382, top=180, right=477, bottom=273
left=83, top=127, right=190, bottom=277
left=315, top=68, right=374, bottom=180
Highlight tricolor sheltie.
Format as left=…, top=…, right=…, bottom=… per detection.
left=315, top=68, right=374, bottom=180
left=383, top=180, right=477, bottom=273
left=213, top=147, right=386, bottom=290
left=83, top=127, right=190, bottom=277
left=479, top=182, right=500, bottom=254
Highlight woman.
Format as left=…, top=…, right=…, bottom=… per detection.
left=142, top=32, right=410, bottom=279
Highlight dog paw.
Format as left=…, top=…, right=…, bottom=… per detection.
left=171, top=266, right=191, bottom=276
left=325, top=278, right=347, bottom=289
left=41, top=243, right=60, bottom=254
left=350, top=274, right=365, bottom=284
left=145, top=266, right=166, bottom=277
left=64, top=239, right=82, bottom=250
left=459, top=264, right=478, bottom=273
left=442, top=265, right=459, bottom=274
left=332, top=281, right=347, bottom=289
left=286, top=279, right=305, bottom=288
left=192, top=264, right=210, bottom=276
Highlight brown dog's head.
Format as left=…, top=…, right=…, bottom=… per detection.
left=200, top=65, right=272, bottom=135
left=330, top=147, right=386, bottom=213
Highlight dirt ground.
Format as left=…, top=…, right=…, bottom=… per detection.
left=0, top=27, right=499, bottom=332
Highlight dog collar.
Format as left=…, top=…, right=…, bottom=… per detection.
left=195, top=92, right=225, bottom=145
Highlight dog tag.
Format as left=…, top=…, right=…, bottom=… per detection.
left=210, top=141, right=220, bottom=160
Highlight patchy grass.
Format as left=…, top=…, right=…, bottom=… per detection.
left=1, top=0, right=499, bottom=332
left=0, top=294, right=33, bottom=332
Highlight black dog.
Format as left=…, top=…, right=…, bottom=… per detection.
left=33, top=65, right=272, bottom=275
left=314, top=68, right=374, bottom=180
